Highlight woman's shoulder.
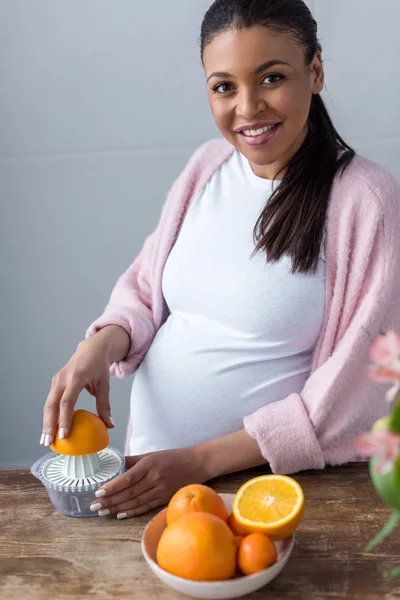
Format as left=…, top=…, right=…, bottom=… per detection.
left=332, top=153, right=400, bottom=219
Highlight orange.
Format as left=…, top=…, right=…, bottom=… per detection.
left=50, top=409, right=109, bottom=456
left=166, top=484, right=228, bottom=526
left=237, top=533, right=278, bottom=575
left=232, top=475, right=304, bottom=540
left=157, top=512, right=237, bottom=581
left=228, top=512, right=249, bottom=536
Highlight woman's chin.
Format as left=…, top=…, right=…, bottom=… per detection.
left=239, top=145, right=280, bottom=167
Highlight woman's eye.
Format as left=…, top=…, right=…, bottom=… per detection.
left=263, top=73, right=285, bottom=85
left=212, top=82, right=234, bottom=94
left=211, top=74, right=284, bottom=94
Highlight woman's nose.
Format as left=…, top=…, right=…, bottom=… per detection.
left=236, top=89, right=266, bottom=120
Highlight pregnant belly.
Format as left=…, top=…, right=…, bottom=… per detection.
left=128, top=315, right=312, bottom=454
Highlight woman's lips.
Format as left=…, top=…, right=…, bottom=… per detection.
left=238, top=123, right=281, bottom=147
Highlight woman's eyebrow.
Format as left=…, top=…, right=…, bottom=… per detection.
left=206, top=60, right=291, bottom=83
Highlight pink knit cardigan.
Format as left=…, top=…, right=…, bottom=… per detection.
left=87, top=139, right=400, bottom=474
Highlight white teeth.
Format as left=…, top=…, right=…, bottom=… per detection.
left=242, top=124, right=276, bottom=137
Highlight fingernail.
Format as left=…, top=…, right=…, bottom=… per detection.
left=59, top=427, right=65, bottom=440
left=117, top=513, right=128, bottom=520
left=98, top=509, right=110, bottom=517
left=110, top=417, right=116, bottom=427
left=44, top=434, right=52, bottom=447
left=90, top=503, right=102, bottom=512
left=40, top=433, right=45, bottom=445
left=95, top=489, right=106, bottom=498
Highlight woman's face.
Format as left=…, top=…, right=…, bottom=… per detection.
left=203, top=26, right=324, bottom=180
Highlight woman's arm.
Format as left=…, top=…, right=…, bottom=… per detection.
left=85, top=232, right=159, bottom=378
left=86, top=141, right=230, bottom=380
left=92, top=325, right=131, bottom=363
left=243, top=169, right=400, bottom=474
left=193, top=429, right=269, bottom=480
left=90, top=431, right=268, bottom=519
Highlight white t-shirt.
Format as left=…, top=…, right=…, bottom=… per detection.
left=128, top=150, right=326, bottom=455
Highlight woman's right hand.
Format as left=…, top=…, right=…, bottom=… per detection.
left=41, top=333, right=115, bottom=447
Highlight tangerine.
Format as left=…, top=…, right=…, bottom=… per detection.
left=237, top=533, right=278, bottom=575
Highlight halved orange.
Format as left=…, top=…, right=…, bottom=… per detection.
left=232, top=475, right=304, bottom=540
left=50, top=409, right=109, bottom=456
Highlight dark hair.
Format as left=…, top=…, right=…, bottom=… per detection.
left=200, top=0, right=355, bottom=274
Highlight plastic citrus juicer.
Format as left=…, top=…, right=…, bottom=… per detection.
left=31, top=409, right=125, bottom=517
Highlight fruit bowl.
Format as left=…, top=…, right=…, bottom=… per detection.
left=141, top=493, right=295, bottom=600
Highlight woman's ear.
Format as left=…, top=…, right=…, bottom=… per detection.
left=311, top=52, right=324, bottom=94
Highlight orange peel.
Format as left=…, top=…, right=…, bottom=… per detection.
left=50, top=409, right=109, bottom=456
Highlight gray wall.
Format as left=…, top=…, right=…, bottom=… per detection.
left=1, top=0, right=399, bottom=468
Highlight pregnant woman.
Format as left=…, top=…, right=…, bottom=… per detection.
left=41, top=0, right=400, bottom=520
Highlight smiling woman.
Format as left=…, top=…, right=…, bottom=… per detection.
left=206, top=56, right=291, bottom=149
left=204, top=35, right=316, bottom=175
left=41, top=0, right=400, bottom=521
left=201, top=0, right=354, bottom=275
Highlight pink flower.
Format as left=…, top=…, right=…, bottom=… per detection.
left=369, top=330, right=400, bottom=373
left=366, top=331, right=400, bottom=402
left=355, top=430, right=400, bottom=475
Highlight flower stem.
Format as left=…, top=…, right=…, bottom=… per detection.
left=364, top=510, right=400, bottom=553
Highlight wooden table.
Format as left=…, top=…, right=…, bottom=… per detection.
left=1, top=463, right=399, bottom=600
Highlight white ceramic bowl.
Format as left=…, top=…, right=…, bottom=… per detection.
left=141, top=493, right=295, bottom=599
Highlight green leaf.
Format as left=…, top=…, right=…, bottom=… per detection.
left=364, top=511, right=400, bottom=553
left=384, top=567, right=400, bottom=578
left=389, top=398, right=400, bottom=434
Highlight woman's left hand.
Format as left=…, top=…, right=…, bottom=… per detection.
left=90, top=448, right=207, bottom=519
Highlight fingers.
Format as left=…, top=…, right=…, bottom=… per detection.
left=42, top=338, right=114, bottom=446
left=42, top=379, right=65, bottom=446
left=124, top=455, right=148, bottom=470
left=93, top=488, right=165, bottom=519
left=57, top=379, right=84, bottom=438
left=95, top=457, right=147, bottom=498
left=91, top=470, right=151, bottom=512
left=95, top=379, right=115, bottom=429
left=42, top=376, right=83, bottom=445
left=116, top=494, right=165, bottom=519
left=42, top=373, right=113, bottom=446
